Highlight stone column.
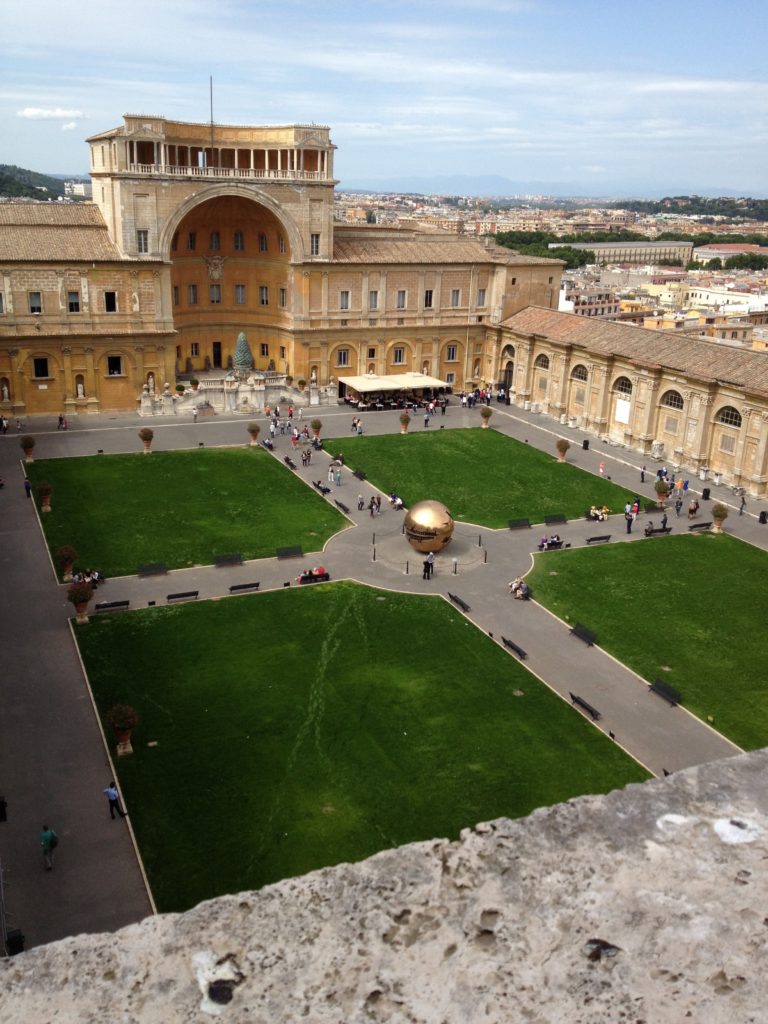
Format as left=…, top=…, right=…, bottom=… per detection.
left=732, top=406, right=754, bottom=484
left=9, top=348, right=26, bottom=414
left=685, top=392, right=714, bottom=469
left=591, top=365, right=611, bottom=434
left=636, top=375, right=660, bottom=452
left=61, top=346, right=75, bottom=413
left=84, top=346, right=99, bottom=412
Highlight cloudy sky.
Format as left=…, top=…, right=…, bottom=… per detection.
left=3, top=0, right=767, bottom=196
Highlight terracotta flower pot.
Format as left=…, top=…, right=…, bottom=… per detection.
left=142, top=440, right=152, bottom=455
left=74, top=601, right=89, bottom=625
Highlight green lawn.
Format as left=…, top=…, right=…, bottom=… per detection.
left=528, top=534, right=768, bottom=750
left=27, top=448, right=345, bottom=577
left=325, top=429, right=633, bottom=526
left=77, top=583, right=648, bottom=912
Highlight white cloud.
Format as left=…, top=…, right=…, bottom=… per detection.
left=17, top=106, right=84, bottom=120
left=61, top=122, right=78, bottom=131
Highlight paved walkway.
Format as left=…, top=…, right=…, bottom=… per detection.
left=1, top=401, right=763, bottom=949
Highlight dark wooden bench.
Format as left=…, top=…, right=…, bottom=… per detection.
left=586, top=535, right=611, bottom=545
left=644, top=525, right=672, bottom=537
left=228, top=581, right=260, bottom=594
left=502, top=636, right=527, bottom=660
left=94, top=599, right=130, bottom=614
left=539, top=540, right=566, bottom=551
left=688, top=522, right=712, bottom=532
left=137, top=562, right=168, bottom=577
left=334, top=500, right=350, bottom=514
left=448, top=592, right=471, bottom=613
left=214, top=553, right=243, bottom=567
left=276, top=546, right=303, bottom=559
left=283, top=456, right=297, bottom=470
left=167, top=590, right=199, bottom=604
left=569, top=691, right=601, bottom=720
left=649, top=679, right=682, bottom=706
left=508, top=518, right=531, bottom=530
left=352, top=469, right=366, bottom=481
left=570, top=623, right=596, bottom=646
left=544, top=513, right=568, bottom=525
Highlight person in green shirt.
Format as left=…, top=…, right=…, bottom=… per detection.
left=41, top=824, right=58, bottom=870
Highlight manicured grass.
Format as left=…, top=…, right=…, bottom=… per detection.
left=528, top=534, right=768, bottom=750
left=325, top=429, right=633, bottom=526
left=27, top=448, right=345, bottom=577
left=77, top=583, right=648, bottom=912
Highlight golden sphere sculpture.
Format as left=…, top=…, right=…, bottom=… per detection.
left=404, top=500, right=455, bottom=553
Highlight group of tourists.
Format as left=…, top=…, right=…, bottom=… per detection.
left=508, top=576, right=530, bottom=600
left=588, top=505, right=611, bottom=521
left=537, top=534, right=562, bottom=551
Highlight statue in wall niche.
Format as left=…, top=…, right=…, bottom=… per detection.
left=76, top=382, right=85, bottom=399
left=1, top=383, right=8, bottom=402
left=147, top=373, right=155, bottom=393
left=311, top=369, right=317, bottom=384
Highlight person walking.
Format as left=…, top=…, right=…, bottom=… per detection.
left=41, top=824, right=58, bottom=870
left=599, top=461, right=605, bottom=477
left=424, top=412, right=430, bottom=428
left=422, top=558, right=430, bottom=580
left=335, top=467, right=342, bottom=487
left=661, top=511, right=669, bottom=530
left=675, top=497, right=683, bottom=517
left=640, top=465, right=646, bottom=483
left=739, top=495, right=746, bottom=516
left=625, top=510, right=633, bottom=534
left=192, top=407, right=198, bottom=424
left=24, top=478, right=32, bottom=498
left=426, top=551, right=435, bottom=577
left=103, top=781, right=127, bottom=820
left=327, top=464, right=334, bottom=484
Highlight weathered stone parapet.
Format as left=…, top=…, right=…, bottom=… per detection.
left=2, top=749, right=766, bottom=1023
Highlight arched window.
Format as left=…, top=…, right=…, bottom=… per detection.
left=571, top=364, right=588, bottom=381
left=661, top=389, right=684, bottom=410
left=534, top=354, right=550, bottom=370
left=501, top=344, right=515, bottom=361
left=613, top=375, right=633, bottom=396
left=716, top=405, right=742, bottom=428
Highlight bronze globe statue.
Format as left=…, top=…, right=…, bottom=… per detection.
left=404, top=500, right=455, bottom=553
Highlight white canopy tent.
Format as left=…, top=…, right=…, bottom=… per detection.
left=338, top=372, right=448, bottom=394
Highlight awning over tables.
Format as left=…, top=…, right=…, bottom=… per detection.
left=337, top=372, right=448, bottom=393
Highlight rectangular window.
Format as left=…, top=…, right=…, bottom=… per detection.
left=367, top=347, right=376, bottom=359
left=172, top=286, right=179, bottom=307
left=393, top=346, right=405, bottom=365
left=33, top=357, right=49, bottom=378
left=234, top=230, right=244, bottom=251
left=339, top=290, right=350, bottom=310
left=424, top=289, right=433, bottom=309
left=210, top=231, right=220, bottom=251
left=446, top=372, right=455, bottom=384
left=259, top=285, right=269, bottom=306
left=446, top=345, right=457, bottom=361
left=67, top=291, right=80, bottom=313
left=187, top=231, right=196, bottom=251
left=450, top=289, right=460, bottom=307
left=511, top=277, right=517, bottom=286
left=107, top=355, right=123, bottom=376
left=260, top=343, right=269, bottom=357
left=0, top=292, right=4, bottom=314
left=719, top=434, right=736, bottom=454
left=259, top=232, right=268, bottom=252
left=176, top=345, right=182, bottom=360
left=396, top=289, right=406, bottom=310
left=337, top=349, right=349, bottom=367
left=191, top=342, right=200, bottom=357
left=278, top=234, right=286, bottom=254
left=369, top=290, right=378, bottom=310
left=209, top=284, right=221, bottom=304
left=279, top=287, right=286, bottom=308
left=280, top=346, right=286, bottom=360
left=188, top=284, right=198, bottom=305
left=310, top=233, right=320, bottom=256
left=234, top=284, right=246, bottom=305
left=29, top=291, right=42, bottom=314
left=477, top=287, right=486, bottom=307
left=137, top=229, right=149, bottom=253
left=104, top=291, right=117, bottom=313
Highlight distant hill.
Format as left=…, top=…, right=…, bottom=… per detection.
left=0, top=165, right=68, bottom=199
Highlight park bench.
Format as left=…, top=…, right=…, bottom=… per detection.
left=544, top=513, right=568, bottom=525
left=214, top=553, right=243, bottom=567
left=502, top=636, right=527, bottom=660
left=586, top=534, right=611, bottom=545
left=312, top=480, right=331, bottom=495
left=283, top=456, right=297, bottom=470
left=137, top=562, right=167, bottom=577
left=276, top=546, right=303, bottom=559
left=228, top=582, right=260, bottom=594
left=167, top=590, right=199, bottom=604
left=539, top=540, right=566, bottom=551
left=448, top=592, right=471, bottom=613
left=688, top=522, right=712, bottom=532
left=334, top=499, right=350, bottom=514
left=569, top=691, right=601, bottom=720
left=569, top=623, right=596, bottom=647
left=508, top=518, right=531, bottom=530
left=649, top=679, right=682, bottom=706
left=94, top=599, right=130, bottom=614
left=644, top=525, right=672, bottom=537
left=352, top=469, right=367, bottom=481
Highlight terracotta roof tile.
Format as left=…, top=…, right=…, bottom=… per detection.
left=0, top=203, right=123, bottom=261
left=332, top=232, right=561, bottom=267
left=503, top=306, right=768, bottom=392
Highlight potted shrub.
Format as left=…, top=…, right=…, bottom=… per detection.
left=247, top=421, right=261, bottom=446
left=310, top=418, right=323, bottom=438
left=38, top=481, right=53, bottom=513
left=399, top=412, right=411, bottom=434
left=285, top=375, right=294, bottom=386
left=480, top=407, right=493, bottom=428
left=712, top=502, right=729, bottom=533
left=297, top=379, right=307, bottom=391
left=190, top=377, right=200, bottom=391
left=138, top=427, right=154, bottom=454
left=555, top=437, right=570, bottom=461
left=175, top=383, right=185, bottom=395
left=107, top=703, right=139, bottom=755
left=57, top=544, right=78, bottom=582
left=20, top=435, right=35, bottom=462
left=653, top=479, right=668, bottom=507
left=67, top=580, right=93, bottom=624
